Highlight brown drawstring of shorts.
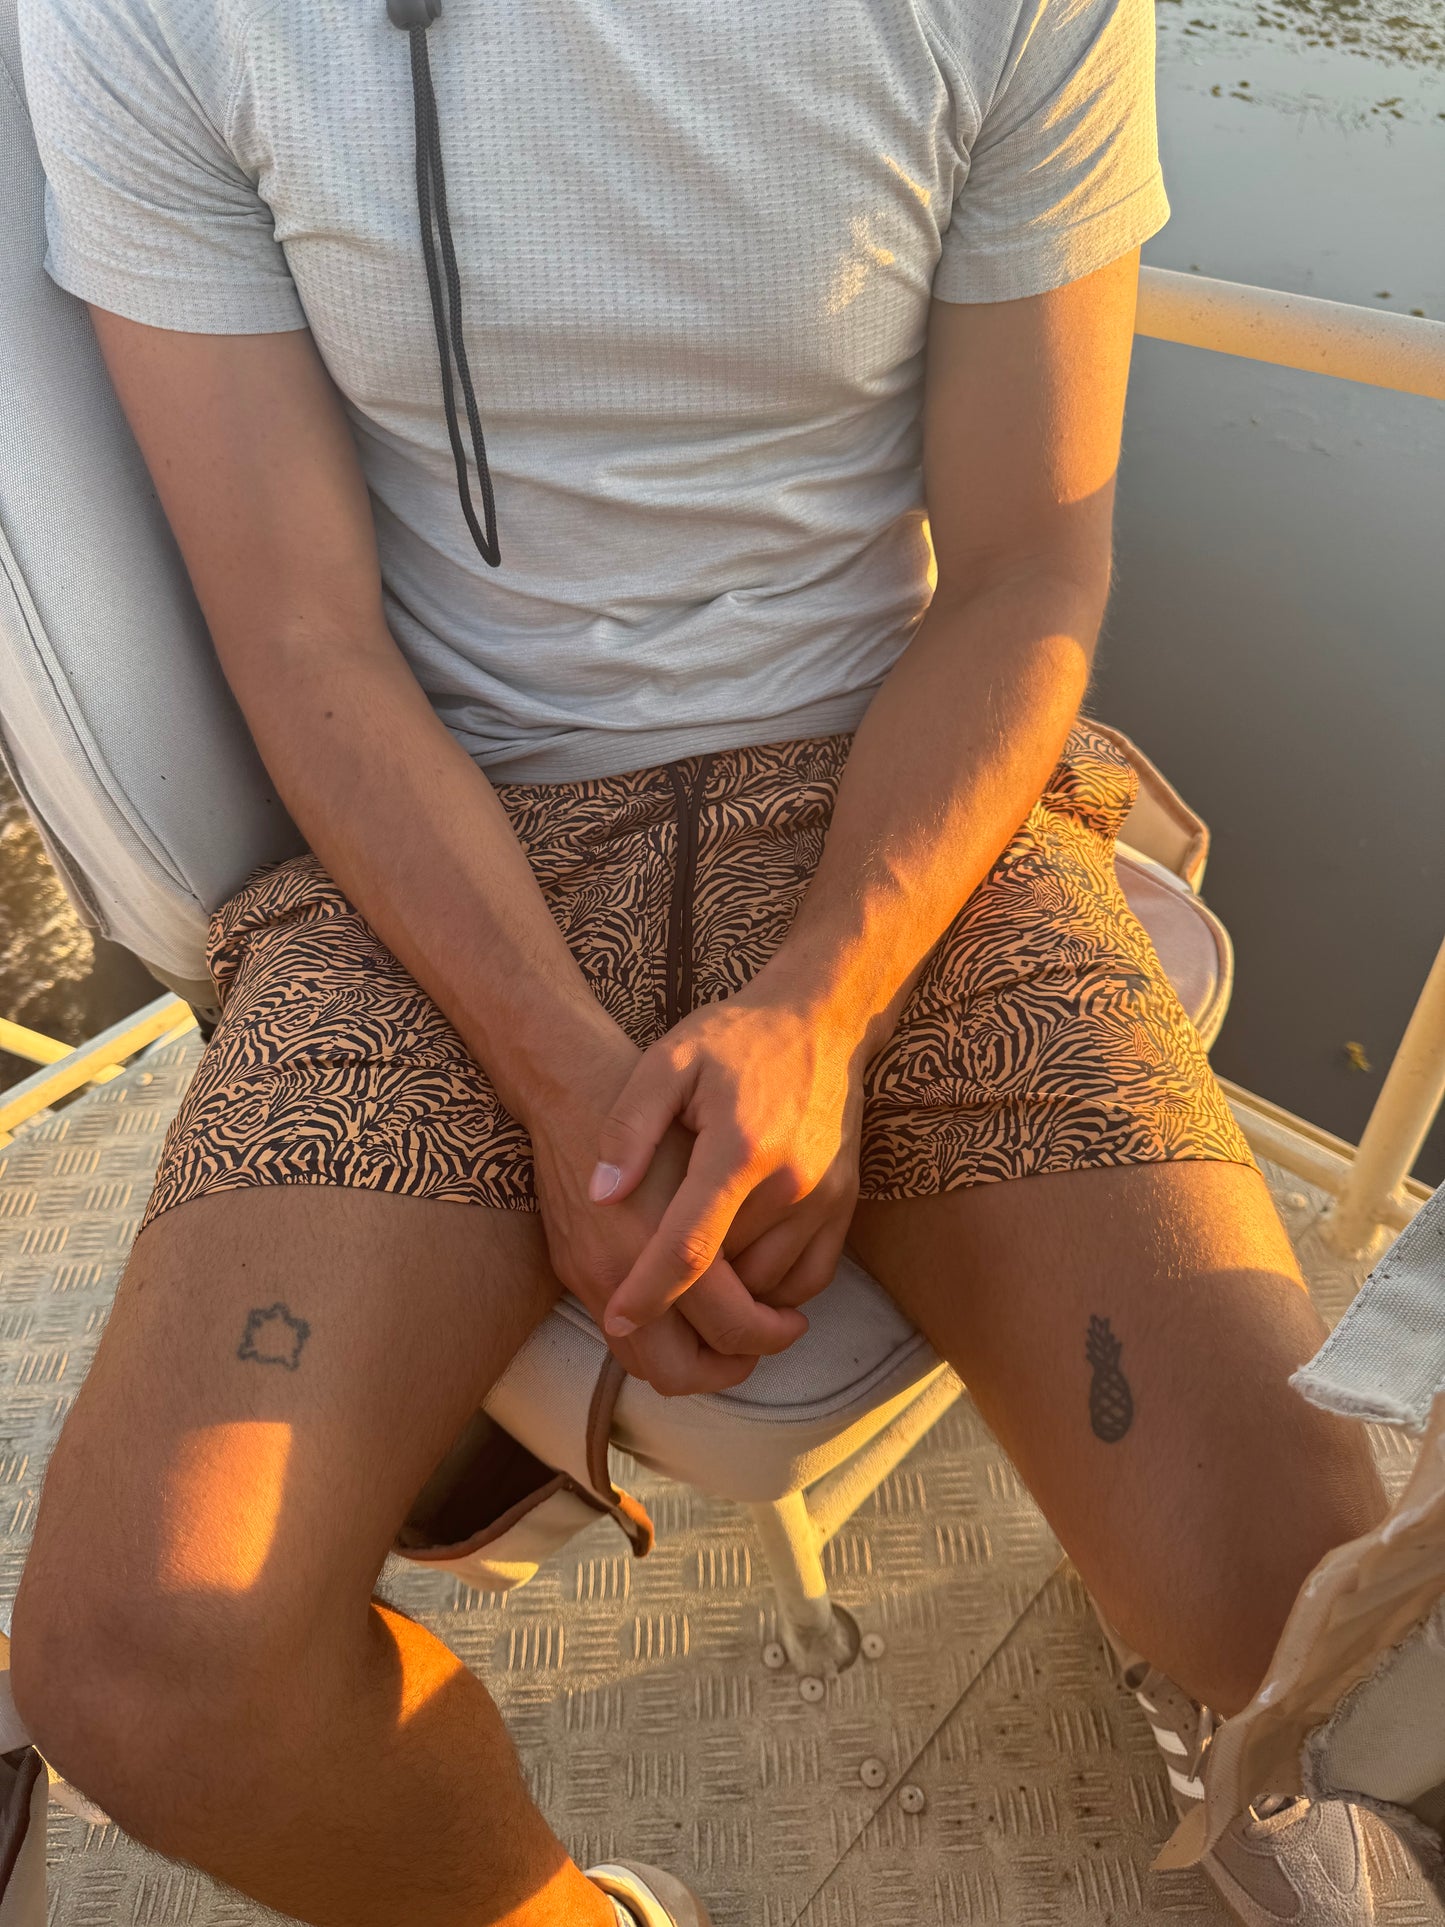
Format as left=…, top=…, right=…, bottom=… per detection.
left=663, top=756, right=715, bottom=1028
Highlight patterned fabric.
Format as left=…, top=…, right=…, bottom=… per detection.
left=137, top=722, right=1253, bottom=1235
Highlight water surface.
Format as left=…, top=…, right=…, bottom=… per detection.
left=1099, top=0, right=1445, bottom=1179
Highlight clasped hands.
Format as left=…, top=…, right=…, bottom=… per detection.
left=527, top=977, right=867, bottom=1397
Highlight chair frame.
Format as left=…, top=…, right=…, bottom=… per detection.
left=746, top=1368, right=964, bottom=1672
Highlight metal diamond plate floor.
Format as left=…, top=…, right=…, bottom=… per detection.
left=0, top=1032, right=1437, bottom=1926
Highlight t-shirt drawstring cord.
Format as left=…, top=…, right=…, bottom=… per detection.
left=389, top=0, right=502, bottom=568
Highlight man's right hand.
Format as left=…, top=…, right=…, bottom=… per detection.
left=530, top=1087, right=810, bottom=1398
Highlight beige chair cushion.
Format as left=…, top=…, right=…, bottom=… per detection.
left=1108, top=724, right=1212, bottom=891
left=612, top=1262, right=947, bottom=1502
left=1117, top=844, right=1234, bottom=1049
left=397, top=1254, right=948, bottom=1590
left=490, top=1256, right=941, bottom=1508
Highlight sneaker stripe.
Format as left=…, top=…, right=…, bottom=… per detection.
left=1148, top=1724, right=1189, bottom=1756
left=1167, top=1765, right=1206, bottom=1801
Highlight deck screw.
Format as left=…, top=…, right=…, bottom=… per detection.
left=762, top=1642, right=787, bottom=1670
left=860, top=1757, right=887, bottom=1788
left=899, top=1784, right=926, bottom=1814
left=861, top=1632, right=886, bottom=1660
left=799, top=1675, right=825, bottom=1704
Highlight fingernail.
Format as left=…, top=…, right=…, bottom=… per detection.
left=590, top=1162, right=622, bottom=1202
left=605, top=1313, right=638, bottom=1337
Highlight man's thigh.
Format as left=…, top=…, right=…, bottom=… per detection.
left=851, top=1156, right=1315, bottom=1380
left=850, top=1157, right=1329, bottom=1484
left=24, top=1184, right=556, bottom=1639
left=848, top=1156, right=1369, bottom=1489
left=849, top=1160, right=1386, bottom=1700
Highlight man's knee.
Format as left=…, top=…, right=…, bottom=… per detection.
left=10, top=1533, right=309, bottom=1849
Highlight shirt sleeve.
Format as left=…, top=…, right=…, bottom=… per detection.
left=18, top=0, right=307, bottom=332
left=934, top=0, right=1170, bottom=304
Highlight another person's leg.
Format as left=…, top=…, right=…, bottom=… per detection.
left=11, top=1180, right=616, bottom=1927
left=850, top=1158, right=1387, bottom=1716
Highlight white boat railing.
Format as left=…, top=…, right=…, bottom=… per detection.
left=2, top=272, right=1444, bottom=1252
left=1137, top=266, right=1445, bottom=401
left=1134, top=270, right=1445, bottom=1251
left=1316, top=936, right=1445, bottom=1253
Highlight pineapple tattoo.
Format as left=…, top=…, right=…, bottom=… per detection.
left=1085, top=1315, right=1133, bottom=1443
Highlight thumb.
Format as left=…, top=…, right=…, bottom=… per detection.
left=590, top=1045, right=691, bottom=1205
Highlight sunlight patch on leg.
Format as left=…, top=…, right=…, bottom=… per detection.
left=158, top=1422, right=293, bottom=1594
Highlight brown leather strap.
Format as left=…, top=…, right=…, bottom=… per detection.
left=586, top=1352, right=653, bottom=1555
left=397, top=1351, right=653, bottom=1562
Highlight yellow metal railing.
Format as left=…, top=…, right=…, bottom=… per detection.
left=0, top=995, right=196, bottom=1146
left=0, top=1016, right=124, bottom=1083
left=1218, top=1078, right=1434, bottom=1237
left=1132, top=271, right=1445, bottom=1251
left=1317, top=936, right=1445, bottom=1254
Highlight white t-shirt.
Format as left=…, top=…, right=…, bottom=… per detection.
left=20, top=0, right=1169, bottom=782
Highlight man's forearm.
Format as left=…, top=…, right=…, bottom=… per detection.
left=759, top=567, right=1104, bottom=1058
left=221, top=624, right=633, bottom=1123
left=80, top=315, right=631, bottom=1124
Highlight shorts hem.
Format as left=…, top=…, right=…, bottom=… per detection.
left=856, top=1142, right=1260, bottom=1205
left=138, top=1170, right=542, bottom=1242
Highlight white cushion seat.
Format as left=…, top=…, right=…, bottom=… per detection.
left=1117, top=843, right=1233, bottom=1048
left=558, top=1260, right=940, bottom=1505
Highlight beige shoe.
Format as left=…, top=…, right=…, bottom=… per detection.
left=1097, top=1615, right=1376, bottom=1925
left=587, top=1861, right=714, bottom=1927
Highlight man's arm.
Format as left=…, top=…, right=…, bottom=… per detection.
left=762, top=248, right=1138, bottom=1052
left=88, top=314, right=803, bottom=1382
left=595, top=250, right=1140, bottom=1327
left=90, top=319, right=622, bottom=1119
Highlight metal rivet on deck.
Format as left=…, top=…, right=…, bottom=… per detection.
left=899, top=1784, right=926, bottom=1814
left=762, top=1641, right=787, bottom=1670
left=861, top=1632, right=886, bottom=1660
left=860, top=1757, right=887, bottom=1788
left=799, top=1675, right=825, bottom=1703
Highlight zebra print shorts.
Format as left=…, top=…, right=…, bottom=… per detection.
left=138, top=721, right=1253, bottom=1233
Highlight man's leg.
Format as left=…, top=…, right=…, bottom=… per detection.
left=10, top=1182, right=617, bottom=1927
left=850, top=1159, right=1389, bottom=1717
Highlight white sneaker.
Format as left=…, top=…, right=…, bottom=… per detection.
left=587, top=1861, right=714, bottom=1927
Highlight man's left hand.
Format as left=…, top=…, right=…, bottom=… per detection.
left=590, top=986, right=865, bottom=1337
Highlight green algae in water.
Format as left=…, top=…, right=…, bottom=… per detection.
left=1172, top=0, right=1445, bottom=68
